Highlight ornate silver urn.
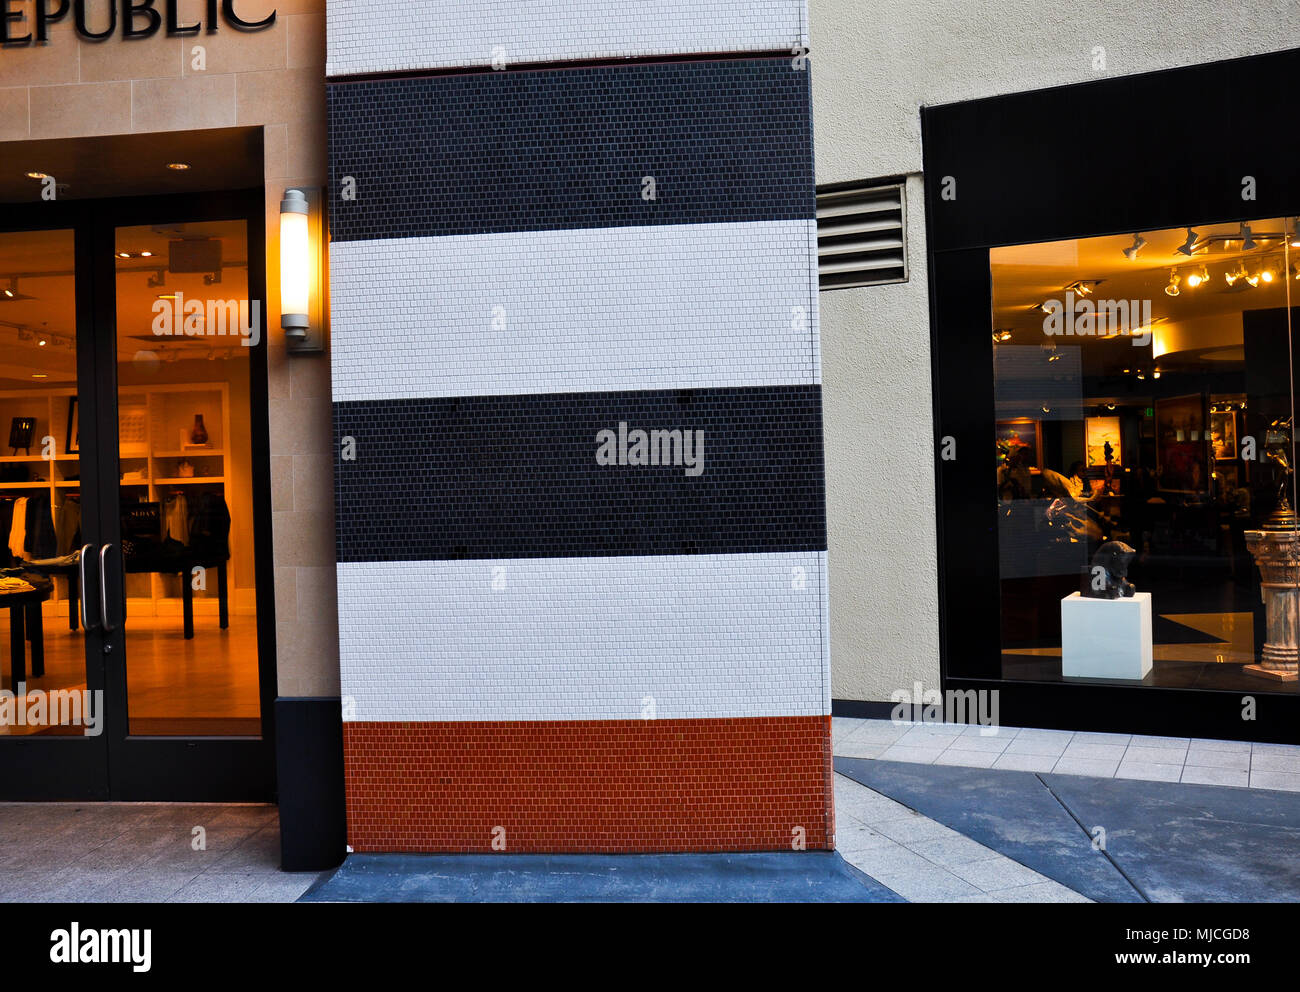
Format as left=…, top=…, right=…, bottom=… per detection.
left=1244, top=416, right=1300, bottom=682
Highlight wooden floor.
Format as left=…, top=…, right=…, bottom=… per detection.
left=0, top=610, right=261, bottom=736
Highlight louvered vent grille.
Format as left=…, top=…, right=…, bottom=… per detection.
left=816, top=182, right=907, bottom=289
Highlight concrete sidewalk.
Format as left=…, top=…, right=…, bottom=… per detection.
left=832, top=717, right=1300, bottom=902
left=0, top=803, right=321, bottom=902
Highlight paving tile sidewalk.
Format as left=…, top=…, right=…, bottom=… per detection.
left=0, top=803, right=322, bottom=903
left=833, top=717, right=1300, bottom=791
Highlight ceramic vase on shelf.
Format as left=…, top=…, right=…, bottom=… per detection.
left=190, top=414, right=208, bottom=446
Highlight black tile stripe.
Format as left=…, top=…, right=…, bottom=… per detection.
left=333, top=386, right=826, bottom=562
left=326, top=58, right=814, bottom=242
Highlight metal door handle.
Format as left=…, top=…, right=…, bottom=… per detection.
left=78, top=543, right=99, bottom=632
left=99, top=544, right=118, bottom=634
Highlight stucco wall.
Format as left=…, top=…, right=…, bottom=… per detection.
left=807, top=0, right=1300, bottom=701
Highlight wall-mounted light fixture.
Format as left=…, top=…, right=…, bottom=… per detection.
left=279, top=187, right=328, bottom=354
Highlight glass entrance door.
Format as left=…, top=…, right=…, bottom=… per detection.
left=0, top=219, right=108, bottom=797
left=112, top=219, right=262, bottom=738
left=0, top=190, right=275, bottom=800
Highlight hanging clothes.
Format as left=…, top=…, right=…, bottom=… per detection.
left=8, top=496, right=27, bottom=560
left=55, top=497, right=81, bottom=557
left=163, top=492, right=190, bottom=545
left=0, top=499, right=14, bottom=568
left=23, top=493, right=56, bottom=559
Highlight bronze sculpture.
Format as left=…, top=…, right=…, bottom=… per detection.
left=1083, top=541, right=1137, bottom=599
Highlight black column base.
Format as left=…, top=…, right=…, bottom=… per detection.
left=275, top=696, right=346, bottom=871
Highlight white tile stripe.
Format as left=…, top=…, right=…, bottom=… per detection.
left=327, top=0, right=809, bottom=76
left=832, top=718, right=1300, bottom=792
left=328, top=221, right=820, bottom=401
left=338, top=552, right=830, bottom=722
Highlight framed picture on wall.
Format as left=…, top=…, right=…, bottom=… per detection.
left=1156, top=394, right=1208, bottom=493
left=1084, top=416, right=1122, bottom=468
left=66, top=396, right=79, bottom=455
left=1210, top=409, right=1237, bottom=460
left=996, top=419, right=1043, bottom=470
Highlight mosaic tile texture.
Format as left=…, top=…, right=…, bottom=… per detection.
left=328, top=221, right=821, bottom=401
left=327, top=58, right=815, bottom=242
left=342, top=717, right=834, bottom=853
left=336, top=552, right=830, bottom=721
left=327, top=43, right=829, bottom=852
left=326, top=0, right=808, bottom=77
left=332, top=386, right=826, bottom=563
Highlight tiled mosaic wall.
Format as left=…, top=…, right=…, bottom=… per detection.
left=327, top=0, right=807, bottom=76
left=327, top=1, right=830, bottom=853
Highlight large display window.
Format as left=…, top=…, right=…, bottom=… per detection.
left=922, top=46, right=1300, bottom=741
left=991, top=219, right=1296, bottom=692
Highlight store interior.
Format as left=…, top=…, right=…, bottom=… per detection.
left=991, top=217, right=1299, bottom=692
left=0, top=218, right=260, bottom=735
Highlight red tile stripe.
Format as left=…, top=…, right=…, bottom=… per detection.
left=343, top=716, right=834, bottom=853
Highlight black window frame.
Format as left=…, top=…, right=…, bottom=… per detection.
left=921, top=46, right=1300, bottom=744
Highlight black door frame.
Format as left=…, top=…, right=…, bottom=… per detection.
left=0, top=187, right=278, bottom=799
left=921, top=46, right=1300, bottom=744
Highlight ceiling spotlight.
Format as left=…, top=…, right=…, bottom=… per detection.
left=1260, top=265, right=1276, bottom=284
left=1185, top=265, right=1211, bottom=289
left=1122, top=234, right=1147, bottom=261
left=166, top=162, right=190, bottom=171
left=1292, top=263, right=1300, bottom=281
left=1105, top=403, right=1117, bottom=411
left=37, top=338, right=46, bottom=346
left=1290, top=220, right=1300, bottom=248
left=1165, top=270, right=1181, bottom=297
left=1137, top=371, right=1146, bottom=380
left=1245, top=266, right=1261, bottom=288
left=25, top=171, right=48, bottom=180
left=140, top=251, right=153, bottom=258
left=116, top=251, right=131, bottom=259
left=1226, top=261, right=1248, bottom=286
left=1240, top=223, right=1257, bottom=252
left=1153, top=370, right=1161, bottom=379
left=992, top=329, right=1012, bottom=342
left=30, top=373, right=48, bottom=380
left=1177, top=228, right=1199, bottom=256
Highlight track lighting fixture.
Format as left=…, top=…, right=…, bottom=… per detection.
left=1184, top=265, right=1211, bottom=289
left=1122, top=234, right=1146, bottom=261
left=1165, top=270, right=1181, bottom=297
left=1177, top=228, right=1199, bottom=256
left=1226, top=261, right=1248, bottom=286
left=1240, top=223, right=1257, bottom=252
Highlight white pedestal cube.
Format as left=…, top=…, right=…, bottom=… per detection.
left=1060, top=591, right=1153, bottom=680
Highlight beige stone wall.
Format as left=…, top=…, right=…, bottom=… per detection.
left=1, top=0, right=338, bottom=696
